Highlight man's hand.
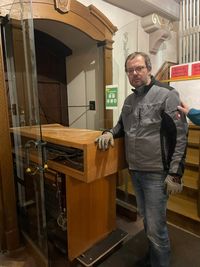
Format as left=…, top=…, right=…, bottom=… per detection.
left=164, top=175, right=183, bottom=195
left=95, top=132, right=114, bottom=150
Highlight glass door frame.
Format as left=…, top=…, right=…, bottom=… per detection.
left=1, top=0, right=49, bottom=263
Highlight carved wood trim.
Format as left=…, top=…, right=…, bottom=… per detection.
left=0, top=1, right=117, bottom=43
left=55, top=0, right=71, bottom=13
left=88, top=4, right=118, bottom=35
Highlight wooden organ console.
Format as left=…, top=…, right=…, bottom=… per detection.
left=11, top=124, right=127, bottom=265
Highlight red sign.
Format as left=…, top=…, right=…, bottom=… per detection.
left=191, top=62, right=200, bottom=76
left=171, top=65, right=189, bottom=78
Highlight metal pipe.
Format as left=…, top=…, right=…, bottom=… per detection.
left=189, top=0, right=192, bottom=62
left=179, top=0, right=200, bottom=63
left=186, top=0, right=189, bottom=63
left=197, top=0, right=200, bottom=60
left=179, top=0, right=183, bottom=63
left=193, top=0, right=196, bottom=62
left=182, top=0, right=186, bottom=63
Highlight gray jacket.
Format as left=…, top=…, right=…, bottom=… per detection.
left=110, top=77, right=188, bottom=177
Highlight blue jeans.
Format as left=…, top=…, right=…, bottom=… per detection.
left=130, top=170, right=170, bottom=267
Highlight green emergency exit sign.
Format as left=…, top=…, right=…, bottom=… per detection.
left=105, top=85, right=118, bottom=109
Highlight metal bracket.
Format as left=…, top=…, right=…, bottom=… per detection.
left=25, top=139, right=48, bottom=175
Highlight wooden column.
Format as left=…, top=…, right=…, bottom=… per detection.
left=103, top=40, right=114, bottom=129
left=0, top=28, right=20, bottom=250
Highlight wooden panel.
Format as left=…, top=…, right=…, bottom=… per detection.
left=11, top=124, right=126, bottom=182
left=11, top=124, right=101, bottom=148
left=184, top=167, right=199, bottom=190
left=167, top=210, right=200, bottom=236
left=168, top=195, right=200, bottom=222
left=67, top=174, right=116, bottom=260
left=188, top=126, right=200, bottom=145
left=186, top=146, right=199, bottom=166
left=35, top=30, right=69, bottom=126
left=85, top=139, right=126, bottom=183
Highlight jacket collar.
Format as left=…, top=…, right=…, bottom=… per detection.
left=132, top=76, right=155, bottom=96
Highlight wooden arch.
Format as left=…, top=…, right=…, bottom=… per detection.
left=32, top=0, right=117, bottom=128
left=1, top=0, right=118, bottom=125
left=32, top=0, right=117, bottom=47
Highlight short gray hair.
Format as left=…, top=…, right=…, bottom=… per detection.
left=125, top=52, right=152, bottom=72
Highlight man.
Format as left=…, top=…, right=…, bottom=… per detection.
left=95, top=52, right=188, bottom=267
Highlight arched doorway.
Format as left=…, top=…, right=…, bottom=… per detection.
left=31, top=0, right=117, bottom=129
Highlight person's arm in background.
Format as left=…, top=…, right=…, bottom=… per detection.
left=177, top=102, right=200, bottom=126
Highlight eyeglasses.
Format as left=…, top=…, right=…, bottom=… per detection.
left=126, top=66, right=146, bottom=74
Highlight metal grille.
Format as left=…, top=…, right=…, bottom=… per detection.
left=179, top=0, right=200, bottom=63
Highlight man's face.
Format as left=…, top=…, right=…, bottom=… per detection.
left=126, top=55, right=151, bottom=88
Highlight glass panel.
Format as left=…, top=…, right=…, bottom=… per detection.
left=2, top=0, right=48, bottom=261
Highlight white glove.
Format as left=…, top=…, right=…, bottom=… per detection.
left=164, top=175, right=183, bottom=195
left=95, top=132, right=114, bottom=150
